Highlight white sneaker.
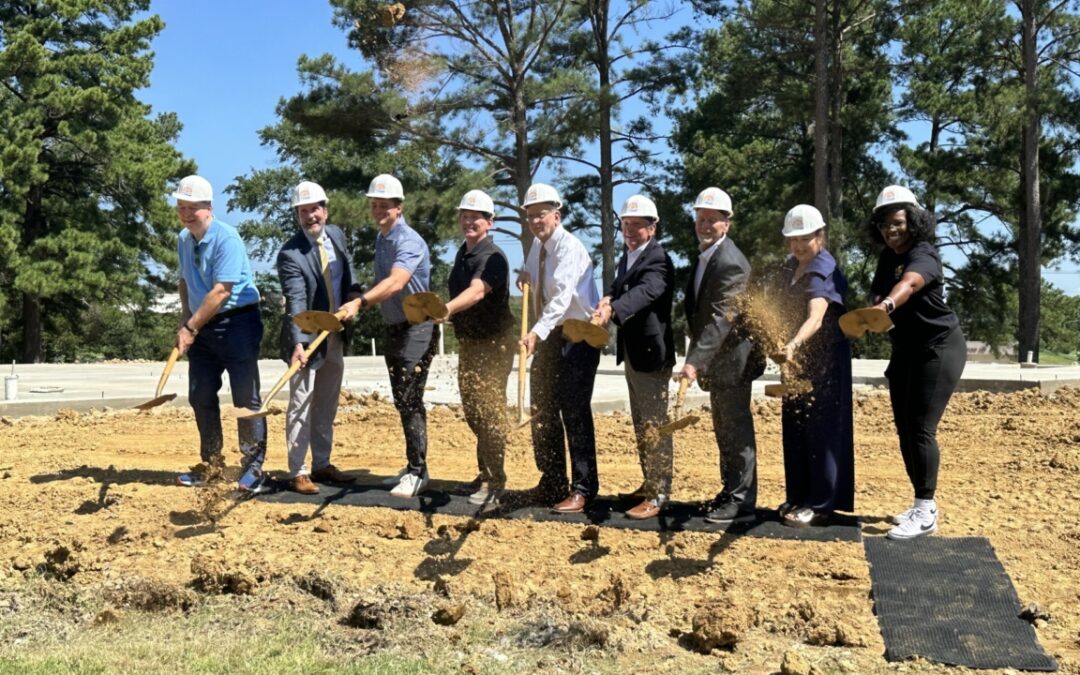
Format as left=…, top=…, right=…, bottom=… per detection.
left=887, top=501, right=938, bottom=540
left=891, top=506, right=916, bottom=525
left=381, top=467, right=408, bottom=485
left=467, top=483, right=503, bottom=506
left=390, top=471, right=428, bottom=498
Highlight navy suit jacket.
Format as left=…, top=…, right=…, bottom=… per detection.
left=277, top=224, right=363, bottom=367
left=606, top=240, right=675, bottom=372
left=683, top=237, right=765, bottom=390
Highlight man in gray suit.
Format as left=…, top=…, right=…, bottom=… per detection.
left=676, top=187, right=765, bottom=523
left=277, top=181, right=364, bottom=494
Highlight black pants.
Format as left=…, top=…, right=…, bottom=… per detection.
left=530, top=328, right=601, bottom=500
left=886, top=327, right=966, bottom=500
left=384, top=322, right=439, bottom=476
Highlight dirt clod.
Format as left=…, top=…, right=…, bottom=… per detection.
left=40, top=545, right=81, bottom=581
left=432, top=603, right=465, bottom=626
left=688, top=600, right=752, bottom=652
left=493, top=571, right=514, bottom=611
left=781, top=649, right=812, bottom=675
left=105, top=578, right=196, bottom=612
left=344, top=601, right=384, bottom=630
left=189, top=555, right=259, bottom=595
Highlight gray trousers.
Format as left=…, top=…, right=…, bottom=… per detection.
left=624, top=360, right=673, bottom=498
left=709, top=381, right=757, bottom=508
left=285, top=332, right=344, bottom=477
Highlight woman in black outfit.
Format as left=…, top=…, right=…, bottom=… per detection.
left=867, top=186, right=966, bottom=540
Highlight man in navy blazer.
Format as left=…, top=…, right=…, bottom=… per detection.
left=277, top=181, right=364, bottom=494
left=594, top=195, right=675, bottom=520
left=676, top=187, right=765, bottom=524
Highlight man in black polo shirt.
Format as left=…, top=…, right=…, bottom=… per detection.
left=442, top=189, right=516, bottom=505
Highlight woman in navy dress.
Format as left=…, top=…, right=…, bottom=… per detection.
left=773, top=205, right=854, bottom=527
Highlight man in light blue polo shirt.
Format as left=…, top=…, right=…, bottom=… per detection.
left=171, top=175, right=267, bottom=493
left=352, top=174, right=437, bottom=498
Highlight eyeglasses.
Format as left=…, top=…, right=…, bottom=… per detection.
left=526, top=209, right=556, bottom=222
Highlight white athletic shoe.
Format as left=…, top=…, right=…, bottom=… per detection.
left=467, top=483, right=503, bottom=506
left=381, top=467, right=409, bottom=485
left=887, top=501, right=938, bottom=540
left=891, top=506, right=916, bottom=525
left=390, top=471, right=428, bottom=498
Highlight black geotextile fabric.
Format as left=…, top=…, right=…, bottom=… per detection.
left=864, top=537, right=1057, bottom=672
left=256, top=474, right=861, bottom=542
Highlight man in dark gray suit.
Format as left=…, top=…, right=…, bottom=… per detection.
left=676, top=187, right=765, bottom=523
left=277, top=181, right=364, bottom=494
left=593, top=195, right=675, bottom=520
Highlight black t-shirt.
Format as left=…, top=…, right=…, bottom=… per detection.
left=448, top=236, right=514, bottom=340
left=870, top=240, right=959, bottom=350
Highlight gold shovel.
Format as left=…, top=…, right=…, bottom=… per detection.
left=133, top=347, right=181, bottom=410
left=516, top=282, right=532, bottom=429
left=236, top=309, right=347, bottom=420
left=657, top=377, right=700, bottom=436
left=839, top=306, right=893, bottom=338
left=403, top=292, right=449, bottom=325
left=562, top=317, right=609, bottom=349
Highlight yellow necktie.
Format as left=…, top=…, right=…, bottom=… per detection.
left=317, top=235, right=336, bottom=310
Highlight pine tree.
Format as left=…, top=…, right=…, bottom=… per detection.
left=0, top=1, right=190, bottom=362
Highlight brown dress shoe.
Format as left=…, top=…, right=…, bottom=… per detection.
left=551, top=492, right=588, bottom=514
left=625, top=498, right=662, bottom=520
left=310, top=464, right=356, bottom=484
left=291, top=474, right=320, bottom=495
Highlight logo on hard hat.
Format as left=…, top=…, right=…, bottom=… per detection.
left=703, top=194, right=714, bottom=204
left=527, top=188, right=537, bottom=201
left=885, top=190, right=895, bottom=200
left=181, top=185, right=192, bottom=196
left=375, top=181, right=385, bottom=192
left=628, top=200, right=639, bottom=212
left=300, top=188, right=310, bottom=199
left=793, top=217, right=803, bottom=228
left=466, top=195, right=476, bottom=206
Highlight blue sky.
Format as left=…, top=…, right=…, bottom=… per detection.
left=139, top=1, right=1080, bottom=294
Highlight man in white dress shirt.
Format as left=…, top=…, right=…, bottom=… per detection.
left=517, top=183, right=601, bottom=514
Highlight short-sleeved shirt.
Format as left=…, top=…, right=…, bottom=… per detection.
left=778, top=249, right=848, bottom=380
left=448, top=236, right=514, bottom=340
left=178, top=218, right=260, bottom=313
left=373, top=217, right=430, bottom=325
left=870, top=240, right=959, bottom=350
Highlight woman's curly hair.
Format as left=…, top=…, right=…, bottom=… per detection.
left=868, top=203, right=936, bottom=246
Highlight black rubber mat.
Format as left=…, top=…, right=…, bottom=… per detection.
left=256, top=474, right=860, bottom=542
left=864, top=537, right=1057, bottom=671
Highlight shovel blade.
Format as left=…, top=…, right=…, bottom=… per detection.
left=132, top=393, right=177, bottom=411
left=657, top=414, right=700, bottom=436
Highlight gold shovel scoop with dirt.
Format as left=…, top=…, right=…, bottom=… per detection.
left=235, top=308, right=349, bottom=420
left=656, top=377, right=700, bottom=437
left=764, top=348, right=813, bottom=398
left=133, top=347, right=182, bottom=410
left=402, top=292, right=449, bottom=325
left=838, top=306, right=893, bottom=339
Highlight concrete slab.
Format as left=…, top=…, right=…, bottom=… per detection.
left=0, top=355, right=1077, bottom=419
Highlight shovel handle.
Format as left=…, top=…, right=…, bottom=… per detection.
left=261, top=329, right=333, bottom=406
left=154, top=347, right=181, bottom=398
left=518, top=283, right=530, bottom=424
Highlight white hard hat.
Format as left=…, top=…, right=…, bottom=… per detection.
left=172, top=175, right=213, bottom=203
left=366, top=174, right=405, bottom=200
left=521, top=183, right=562, bottom=209
left=874, top=185, right=921, bottom=212
left=457, top=189, right=495, bottom=217
left=291, top=181, right=328, bottom=208
left=693, top=187, right=733, bottom=215
left=782, top=204, right=826, bottom=237
left=619, top=194, right=659, bottom=221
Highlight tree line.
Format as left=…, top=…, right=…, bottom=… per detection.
left=2, top=0, right=1079, bottom=363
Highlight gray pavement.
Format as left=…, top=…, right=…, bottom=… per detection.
left=1, top=352, right=1079, bottom=419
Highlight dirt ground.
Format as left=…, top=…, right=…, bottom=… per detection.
left=1, top=387, right=1079, bottom=673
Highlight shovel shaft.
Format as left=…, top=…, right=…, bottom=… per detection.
left=262, top=329, right=332, bottom=406
left=673, top=376, right=689, bottom=419
left=518, top=282, right=530, bottom=424
left=155, top=347, right=181, bottom=398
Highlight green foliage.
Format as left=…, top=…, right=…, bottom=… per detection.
left=0, top=0, right=192, bottom=362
